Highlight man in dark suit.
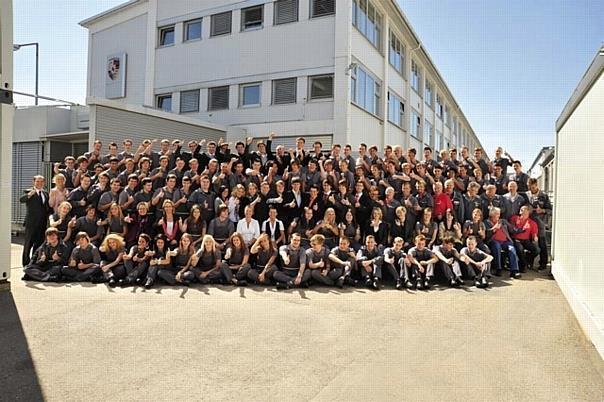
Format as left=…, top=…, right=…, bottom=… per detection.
left=20, top=175, right=51, bottom=266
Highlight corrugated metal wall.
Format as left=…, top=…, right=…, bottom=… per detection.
left=12, top=142, right=43, bottom=225
left=94, top=105, right=226, bottom=146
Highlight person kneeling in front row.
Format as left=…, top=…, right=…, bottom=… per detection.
left=405, top=235, right=439, bottom=290
left=460, top=236, right=494, bottom=289
left=61, top=232, right=102, bottom=282
left=23, top=227, right=69, bottom=282
left=274, top=233, right=310, bottom=289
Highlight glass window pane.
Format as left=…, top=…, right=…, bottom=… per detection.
left=242, top=85, right=261, bottom=105
left=186, top=21, right=201, bottom=40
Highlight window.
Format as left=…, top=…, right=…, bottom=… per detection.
left=424, top=120, right=433, bottom=146
left=272, top=77, right=297, bottom=104
left=311, top=0, right=335, bottom=18
left=180, top=90, right=200, bottom=113
left=425, top=80, right=433, bottom=108
left=352, top=0, right=382, bottom=49
left=436, top=95, right=443, bottom=118
left=389, top=31, right=405, bottom=76
left=158, top=26, right=175, bottom=47
left=274, top=0, right=298, bottom=25
left=445, top=105, right=451, bottom=127
left=208, top=86, right=230, bottom=110
left=411, top=60, right=421, bottom=93
left=435, top=129, right=442, bottom=152
left=184, top=19, right=202, bottom=41
left=387, top=92, right=405, bottom=128
left=411, top=111, right=421, bottom=139
left=211, top=11, right=232, bottom=37
left=239, top=83, right=261, bottom=107
left=309, top=75, right=334, bottom=100
left=351, top=66, right=381, bottom=116
left=241, top=5, right=263, bottom=31
left=156, top=94, right=172, bottom=112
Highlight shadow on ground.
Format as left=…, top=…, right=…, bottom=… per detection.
left=0, top=290, right=44, bottom=402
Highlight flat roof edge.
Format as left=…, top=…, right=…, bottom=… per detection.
left=556, top=45, right=604, bottom=133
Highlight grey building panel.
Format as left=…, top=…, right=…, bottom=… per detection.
left=12, top=142, right=43, bottom=225
left=93, top=105, right=225, bottom=147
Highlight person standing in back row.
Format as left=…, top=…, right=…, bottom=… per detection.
left=20, top=175, right=51, bottom=266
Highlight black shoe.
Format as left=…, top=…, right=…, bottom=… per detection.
left=456, top=277, right=464, bottom=287
left=538, top=266, right=546, bottom=271
left=144, top=278, right=154, bottom=289
left=372, top=279, right=379, bottom=290
left=481, top=276, right=489, bottom=288
left=119, top=278, right=131, bottom=287
left=181, top=279, right=190, bottom=287
left=416, top=280, right=423, bottom=290
left=494, top=270, right=502, bottom=277
left=21, top=274, right=30, bottom=281
left=424, top=279, right=431, bottom=289
left=395, top=280, right=403, bottom=290
left=512, top=272, right=522, bottom=279
left=405, top=280, right=414, bottom=289
left=336, top=276, right=345, bottom=289
left=276, top=281, right=287, bottom=290
left=135, top=277, right=142, bottom=285
left=449, top=279, right=457, bottom=287
left=108, top=278, right=118, bottom=288
left=474, top=279, right=482, bottom=288
left=236, top=280, right=248, bottom=287
left=365, top=278, right=373, bottom=288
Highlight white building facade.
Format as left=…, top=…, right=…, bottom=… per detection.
left=81, top=0, right=483, bottom=151
left=553, top=46, right=604, bottom=359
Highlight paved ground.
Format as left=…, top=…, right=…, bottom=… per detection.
left=2, top=243, right=603, bottom=401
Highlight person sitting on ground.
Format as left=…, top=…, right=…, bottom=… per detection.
left=23, top=228, right=69, bottom=282
left=355, top=235, right=383, bottom=290
left=460, top=236, right=494, bottom=289
left=248, top=233, right=278, bottom=285
left=221, top=232, right=250, bottom=286
left=99, top=234, right=127, bottom=287
left=307, top=234, right=342, bottom=288
left=433, top=236, right=464, bottom=288
left=405, top=235, right=439, bottom=290
left=61, top=232, right=102, bottom=282
left=274, top=233, right=310, bottom=290
left=120, top=233, right=153, bottom=287
left=382, top=237, right=408, bottom=290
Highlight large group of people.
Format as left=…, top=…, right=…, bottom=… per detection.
left=20, top=133, right=552, bottom=291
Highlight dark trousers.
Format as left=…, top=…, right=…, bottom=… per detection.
left=462, top=261, right=491, bottom=279
left=358, top=258, right=383, bottom=280
left=23, top=264, right=62, bottom=282
left=537, top=235, right=548, bottom=269
left=22, top=226, right=45, bottom=266
left=380, top=259, right=405, bottom=281
left=61, top=265, right=101, bottom=282
left=273, top=269, right=311, bottom=285
left=124, top=260, right=149, bottom=281
left=222, top=263, right=251, bottom=283
left=102, top=264, right=126, bottom=280
left=436, top=260, right=462, bottom=281
left=184, top=267, right=224, bottom=284
left=404, top=262, right=434, bottom=282
left=514, top=239, right=539, bottom=270
left=157, top=265, right=182, bottom=285
left=310, top=267, right=343, bottom=286
left=247, top=264, right=277, bottom=284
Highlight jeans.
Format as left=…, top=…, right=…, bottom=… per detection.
left=489, top=240, right=519, bottom=273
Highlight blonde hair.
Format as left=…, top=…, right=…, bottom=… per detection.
left=201, top=234, right=216, bottom=253
left=101, top=234, right=125, bottom=252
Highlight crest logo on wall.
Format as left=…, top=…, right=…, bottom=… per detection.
left=105, top=52, right=127, bottom=99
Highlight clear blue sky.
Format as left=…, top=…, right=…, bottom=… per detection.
left=13, top=0, right=604, bottom=165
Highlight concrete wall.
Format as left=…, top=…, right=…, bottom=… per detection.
left=554, top=70, right=604, bottom=358
left=13, top=106, right=90, bottom=142
left=89, top=13, right=148, bottom=105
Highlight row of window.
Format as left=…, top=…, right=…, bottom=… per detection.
left=156, top=75, right=334, bottom=113
left=158, top=0, right=335, bottom=46
left=352, top=0, right=382, bottom=49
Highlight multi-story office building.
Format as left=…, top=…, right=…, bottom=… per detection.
left=81, top=0, right=483, bottom=151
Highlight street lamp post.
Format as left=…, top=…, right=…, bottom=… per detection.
left=13, top=42, right=39, bottom=105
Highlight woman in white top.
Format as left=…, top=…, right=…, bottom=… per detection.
left=236, top=205, right=260, bottom=247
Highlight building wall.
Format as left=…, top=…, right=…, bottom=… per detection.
left=82, top=0, right=484, bottom=153
left=89, top=13, right=148, bottom=105
left=554, top=71, right=604, bottom=358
